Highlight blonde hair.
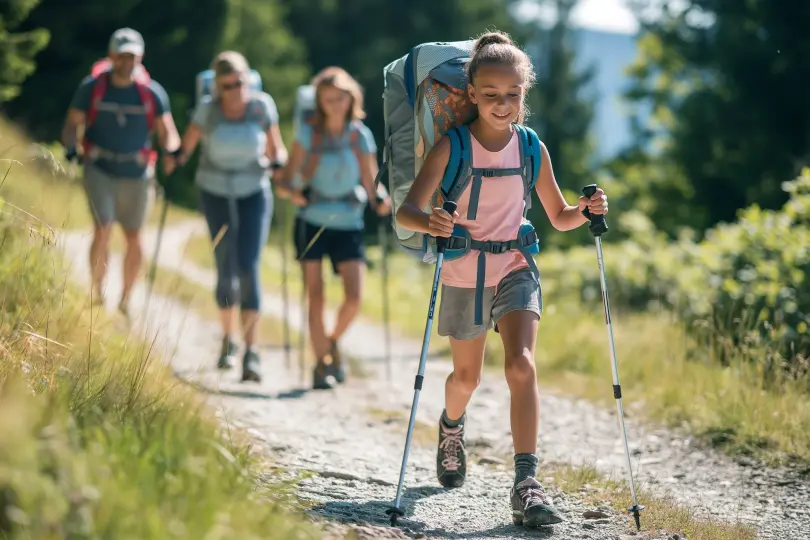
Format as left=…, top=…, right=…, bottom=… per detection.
left=212, top=50, right=250, bottom=79
left=311, top=66, right=366, bottom=130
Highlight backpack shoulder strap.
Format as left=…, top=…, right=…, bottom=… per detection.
left=348, top=120, right=365, bottom=169
left=86, top=72, right=109, bottom=128
left=441, top=125, right=472, bottom=201
left=514, top=124, right=542, bottom=215
left=133, top=80, right=156, bottom=133
left=248, top=95, right=270, bottom=131
left=301, top=122, right=322, bottom=181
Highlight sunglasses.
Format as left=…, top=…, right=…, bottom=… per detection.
left=220, top=79, right=244, bottom=91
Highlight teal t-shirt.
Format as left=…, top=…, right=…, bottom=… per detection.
left=296, top=122, right=377, bottom=231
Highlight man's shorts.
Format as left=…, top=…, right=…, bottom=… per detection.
left=438, top=267, right=542, bottom=340
left=83, top=164, right=154, bottom=231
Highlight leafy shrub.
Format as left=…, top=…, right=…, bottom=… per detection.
left=537, top=168, right=810, bottom=381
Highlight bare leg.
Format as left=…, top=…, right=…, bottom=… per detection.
left=220, top=307, right=237, bottom=338
left=331, top=260, right=364, bottom=341
left=302, top=261, right=330, bottom=360
left=89, top=224, right=112, bottom=303
left=497, top=310, right=541, bottom=454
left=241, top=309, right=260, bottom=348
left=445, top=333, right=488, bottom=420
left=120, top=228, right=143, bottom=312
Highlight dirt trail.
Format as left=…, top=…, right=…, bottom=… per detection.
left=59, top=221, right=809, bottom=539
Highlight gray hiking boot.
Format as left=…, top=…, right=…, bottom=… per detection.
left=325, top=340, right=346, bottom=384
left=312, top=362, right=335, bottom=390
left=436, top=415, right=467, bottom=488
left=217, top=338, right=238, bottom=370
left=241, top=349, right=261, bottom=382
left=510, top=477, right=564, bottom=527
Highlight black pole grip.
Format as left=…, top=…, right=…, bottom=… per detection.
left=581, top=184, right=608, bottom=237
left=435, top=200, right=458, bottom=254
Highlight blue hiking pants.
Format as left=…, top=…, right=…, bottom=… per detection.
left=199, top=186, right=272, bottom=311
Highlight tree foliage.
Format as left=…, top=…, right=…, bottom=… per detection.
left=0, top=0, right=49, bottom=104
left=620, top=0, right=810, bottom=232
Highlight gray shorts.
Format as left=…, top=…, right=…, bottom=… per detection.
left=83, top=164, right=154, bottom=231
left=437, top=267, right=542, bottom=340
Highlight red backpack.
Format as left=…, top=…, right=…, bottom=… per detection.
left=83, top=59, right=157, bottom=166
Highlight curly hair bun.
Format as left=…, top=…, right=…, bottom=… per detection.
left=473, top=31, right=514, bottom=54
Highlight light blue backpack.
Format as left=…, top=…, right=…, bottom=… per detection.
left=195, top=68, right=263, bottom=105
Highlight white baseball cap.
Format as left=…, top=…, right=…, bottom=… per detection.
left=109, top=28, right=145, bottom=56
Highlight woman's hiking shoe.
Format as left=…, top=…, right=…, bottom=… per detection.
left=241, top=350, right=261, bottom=382
left=326, top=340, right=346, bottom=384
left=436, top=416, right=467, bottom=488
left=312, top=362, right=335, bottom=390
left=217, top=338, right=238, bottom=370
left=510, top=477, right=564, bottom=527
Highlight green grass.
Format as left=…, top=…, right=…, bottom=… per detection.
left=0, top=121, right=321, bottom=538
left=550, top=464, right=758, bottom=540
left=0, top=204, right=320, bottom=539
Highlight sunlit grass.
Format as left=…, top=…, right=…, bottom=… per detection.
left=0, top=203, right=319, bottom=539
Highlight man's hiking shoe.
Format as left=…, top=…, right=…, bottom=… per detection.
left=437, top=416, right=467, bottom=488
left=241, top=350, right=261, bottom=382
left=217, top=338, right=238, bottom=370
left=312, top=362, right=335, bottom=390
left=510, top=477, right=563, bottom=527
left=326, top=340, right=346, bottom=384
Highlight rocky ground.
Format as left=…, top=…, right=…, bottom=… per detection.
left=59, top=221, right=810, bottom=539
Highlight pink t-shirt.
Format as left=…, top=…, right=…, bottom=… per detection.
left=441, top=129, right=529, bottom=289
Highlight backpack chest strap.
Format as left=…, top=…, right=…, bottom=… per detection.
left=466, top=166, right=525, bottom=219
left=446, top=228, right=540, bottom=326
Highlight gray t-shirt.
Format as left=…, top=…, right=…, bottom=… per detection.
left=192, top=92, right=279, bottom=198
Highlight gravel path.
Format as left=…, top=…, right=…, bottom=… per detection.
left=58, top=222, right=810, bottom=540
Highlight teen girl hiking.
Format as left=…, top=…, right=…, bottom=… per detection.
left=176, top=51, right=287, bottom=382
left=276, top=67, right=391, bottom=390
left=395, top=32, right=608, bottom=528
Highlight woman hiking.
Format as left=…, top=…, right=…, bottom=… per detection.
left=395, top=31, right=609, bottom=528
left=177, top=51, right=287, bottom=383
left=276, top=67, right=391, bottom=390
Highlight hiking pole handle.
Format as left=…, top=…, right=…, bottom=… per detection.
left=581, top=184, right=608, bottom=237
left=435, top=201, right=458, bottom=254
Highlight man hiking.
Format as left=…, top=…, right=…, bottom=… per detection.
left=61, top=27, right=181, bottom=315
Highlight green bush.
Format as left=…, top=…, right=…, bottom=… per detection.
left=537, top=168, right=810, bottom=381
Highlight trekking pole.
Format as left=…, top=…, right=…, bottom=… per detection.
left=581, top=184, right=644, bottom=531
left=386, top=200, right=457, bottom=526
left=378, top=212, right=392, bottom=383
left=147, top=182, right=170, bottom=301
left=295, top=214, right=308, bottom=386
left=279, top=199, right=292, bottom=371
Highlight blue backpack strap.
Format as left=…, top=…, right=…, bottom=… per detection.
left=514, top=124, right=542, bottom=216
left=440, top=125, right=472, bottom=201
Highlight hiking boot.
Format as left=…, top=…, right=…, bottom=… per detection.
left=217, top=338, right=238, bottom=370
left=437, top=415, right=467, bottom=488
left=326, top=340, right=346, bottom=384
left=312, top=362, right=335, bottom=390
left=510, top=477, right=564, bottom=527
left=241, top=349, right=261, bottom=382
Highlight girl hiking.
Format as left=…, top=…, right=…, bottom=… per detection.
left=177, top=51, right=287, bottom=383
left=276, top=67, right=391, bottom=390
left=395, top=31, right=608, bottom=528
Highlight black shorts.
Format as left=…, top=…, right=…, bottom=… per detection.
left=294, top=217, right=366, bottom=274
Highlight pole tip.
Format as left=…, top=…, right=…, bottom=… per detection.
left=385, top=505, right=404, bottom=526
left=629, top=505, right=644, bottom=531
